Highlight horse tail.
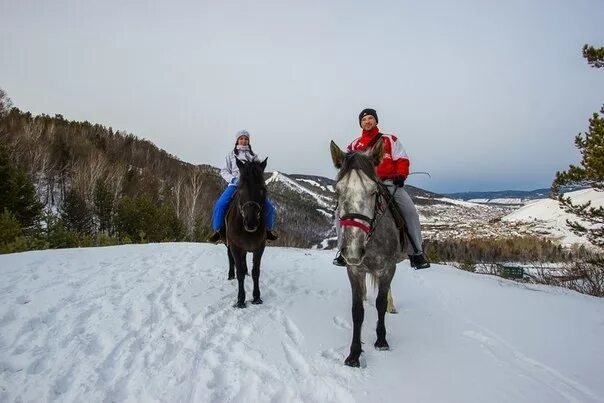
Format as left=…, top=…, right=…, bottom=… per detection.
left=368, top=273, right=397, bottom=314
left=369, top=272, right=378, bottom=292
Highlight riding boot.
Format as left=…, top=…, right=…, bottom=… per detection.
left=208, top=231, right=221, bottom=243
left=333, top=251, right=346, bottom=267
left=266, top=229, right=279, bottom=241
left=409, top=253, right=430, bottom=269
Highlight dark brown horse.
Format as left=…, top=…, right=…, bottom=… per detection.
left=223, top=158, right=268, bottom=308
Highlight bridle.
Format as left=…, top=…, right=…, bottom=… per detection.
left=338, top=181, right=393, bottom=242
left=239, top=200, right=263, bottom=218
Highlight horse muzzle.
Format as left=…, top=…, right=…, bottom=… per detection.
left=340, top=247, right=366, bottom=266
left=244, top=225, right=258, bottom=233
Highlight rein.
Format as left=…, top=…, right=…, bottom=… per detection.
left=339, top=183, right=398, bottom=242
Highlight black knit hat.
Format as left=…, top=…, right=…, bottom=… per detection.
left=359, top=108, right=378, bottom=127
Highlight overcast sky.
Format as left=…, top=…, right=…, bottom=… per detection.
left=1, top=0, right=603, bottom=193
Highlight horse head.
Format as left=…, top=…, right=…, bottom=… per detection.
left=235, top=157, right=268, bottom=233
left=331, top=139, right=384, bottom=266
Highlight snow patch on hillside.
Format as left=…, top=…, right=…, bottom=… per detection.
left=502, top=188, right=604, bottom=247
left=469, top=198, right=525, bottom=205
left=296, top=178, right=334, bottom=193
left=432, top=197, right=484, bottom=208
left=267, top=171, right=333, bottom=208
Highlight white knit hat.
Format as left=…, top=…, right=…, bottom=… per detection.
left=235, top=129, right=250, bottom=142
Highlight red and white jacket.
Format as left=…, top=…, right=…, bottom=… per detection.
left=347, top=127, right=410, bottom=180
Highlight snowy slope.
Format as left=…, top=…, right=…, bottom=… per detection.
left=1, top=244, right=603, bottom=402
left=266, top=171, right=333, bottom=209
left=502, top=188, right=604, bottom=246
left=431, top=197, right=484, bottom=208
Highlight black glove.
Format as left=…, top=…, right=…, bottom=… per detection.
left=393, top=176, right=406, bottom=187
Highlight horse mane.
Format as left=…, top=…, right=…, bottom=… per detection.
left=337, top=152, right=379, bottom=183
left=238, top=160, right=266, bottom=189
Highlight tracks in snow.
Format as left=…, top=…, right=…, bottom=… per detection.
left=0, top=245, right=359, bottom=402
left=1, top=244, right=602, bottom=402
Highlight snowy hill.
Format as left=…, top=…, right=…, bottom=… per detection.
left=267, top=171, right=334, bottom=211
left=1, top=244, right=602, bottom=402
left=266, top=172, right=520, bottom=244
left=502, top=188, right=604, bottom=247
left=265, top=171, right=336, bottom=247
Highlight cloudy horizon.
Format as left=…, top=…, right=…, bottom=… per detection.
left=1, top=0, right=603, bottom=193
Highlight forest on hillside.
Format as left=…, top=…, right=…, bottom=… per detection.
left=0, top=88, right=337, bottom=253
left=0, top=91, right=246, bottom=250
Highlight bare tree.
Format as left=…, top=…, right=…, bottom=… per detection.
left=71, top=153, right=108, bottom=198
left=0, top=88, right=12, bottom=117
left=184, top=166, right=204, bottom=237
left=106, top=161, right=127, bottom=204
left=173, top=173, right=186, bottom=220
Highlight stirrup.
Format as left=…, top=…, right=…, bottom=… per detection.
left=208, top=231, right=221, bottom=243
left=332, top=252, right=346, bottom=267
left=266, top=230, right=279, bottom=241
left=409, top=253, right=430, bottom=270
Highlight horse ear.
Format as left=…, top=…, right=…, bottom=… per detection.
left=330, top=140, right=345, bottom=169
left=235, top=158, right=245, bottom=170
left=370, top=138, right=385, bottom=166
left=260, top=157, right=268, bottom=171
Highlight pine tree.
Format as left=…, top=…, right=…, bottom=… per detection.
left=0, top=144, right=43, bottom=231
left=0, top=209, right=23, bottom=247
left=61, top=189, right=93, bottom=235
left=583, top=44, right=604, bottom=68
left=552, top=44, right=604, bottom=247
left=94, top=180, right=114, bottom=235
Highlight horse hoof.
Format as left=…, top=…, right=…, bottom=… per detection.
left=344, top=356, right=360, bottom=367
left=228, top=275, right=235, bottom=280
left=374, top=340, right=390, bottom=350
left=251, top=297, right=263, bottom=305
left=233, top=301, right=247, bottom=309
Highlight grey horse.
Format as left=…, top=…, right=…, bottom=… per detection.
left=330, top=139, right=408, bottom=367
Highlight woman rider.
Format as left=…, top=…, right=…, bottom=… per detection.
left=208, top=130, right=278, bottom=242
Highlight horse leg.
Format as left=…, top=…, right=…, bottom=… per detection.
left=231, top=246, right=247, bottom=308
left=361, top=277, right=367, bottom=302
left=251, top=244, right=265, bottom=305
left=345, top=270, right=366, bottom=367
left=227, top=246, right=235, bottom=280
left=387, top=288, right=397, bottom=314
left=375, top=268, right=395, bottom=350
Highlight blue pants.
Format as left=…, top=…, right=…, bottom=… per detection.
left=211, top=184, right=275, bottom=231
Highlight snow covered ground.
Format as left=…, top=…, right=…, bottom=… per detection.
left=1, top=244, right=603, bottom=402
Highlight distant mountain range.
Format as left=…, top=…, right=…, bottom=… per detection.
left=445, top=186, right=588, bottom=206
left=446, top=189, right=551, bottom=202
